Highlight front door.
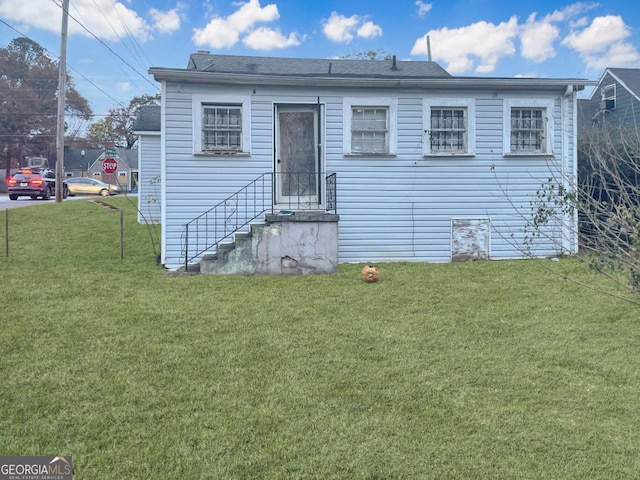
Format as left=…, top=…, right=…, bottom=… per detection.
left=275, top=105, right=320, bottom=208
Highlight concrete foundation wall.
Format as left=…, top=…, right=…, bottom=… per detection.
left=200, top=212, right=339, bottom=275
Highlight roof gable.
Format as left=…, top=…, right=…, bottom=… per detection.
left=607, top=68, right=640, bottom=102
left=590, top=68, right=640, bottom=102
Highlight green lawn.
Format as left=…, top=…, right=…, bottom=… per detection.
left=1, top=197, right=639, bottom=479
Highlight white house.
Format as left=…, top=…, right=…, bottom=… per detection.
left=149, top=53, right=592, bottom=273
left=133, top=105, right=162, bottom=224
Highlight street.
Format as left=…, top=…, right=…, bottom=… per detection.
left=0, top=194, right=84, bottom=210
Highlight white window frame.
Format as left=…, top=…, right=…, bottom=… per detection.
left=503, top=99, right=554, bottom=156
left=601, top=84, right=616, bottom=110
left=343, top=97, right=397, bottom=156
left=192, top=94, right=252, bottom=156
left=423, top=98, right=475, bottom=156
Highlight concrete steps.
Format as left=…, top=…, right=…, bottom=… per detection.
left=195, top=212, right=339, bottom=275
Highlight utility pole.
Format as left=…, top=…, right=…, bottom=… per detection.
left=55, top=0, right=70, bottom=202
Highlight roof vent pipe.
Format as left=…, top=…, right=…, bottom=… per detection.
left=391, top=55, right=397, bottom=71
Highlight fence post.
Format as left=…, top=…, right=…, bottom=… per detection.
left=120, top=209, right=124, bottom=264
left=4, top=209, right=8, bottom=257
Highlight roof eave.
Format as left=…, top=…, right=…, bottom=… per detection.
left=149, top=68, right=594, bottom=91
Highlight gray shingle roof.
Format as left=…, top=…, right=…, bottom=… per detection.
left=607, top=68, right=640, bottom=98
left=133, top=105, right=161, bottom=132
left=186, top=52, right=451, bottom=79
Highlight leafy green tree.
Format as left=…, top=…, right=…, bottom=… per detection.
left=0, top=37, right=92, bottom=179
left=86, top=119, right=116, bottom=148
left=87, top=94, right=160, bottom=148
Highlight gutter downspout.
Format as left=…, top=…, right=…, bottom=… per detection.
left=561, top=85, right=578, bottom=254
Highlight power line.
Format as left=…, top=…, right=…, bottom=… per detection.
left=71, top=0, right=142, bottom=92
left=0, top=18, right=127, bottom=109
left=50, top=0, right=159, bottom=91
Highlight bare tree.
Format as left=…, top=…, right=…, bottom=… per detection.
left=509, top=124, right=640, bottom=303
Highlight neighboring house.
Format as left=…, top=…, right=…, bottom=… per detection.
left=62, top=147, right=103, bottom=177
left=149, top=53, right=592, bottom=272
left=579, top=67, right=640, bottom=130
left=88, top=147, right=139, bottom=192
left=133, top=105, right=162, bottom=224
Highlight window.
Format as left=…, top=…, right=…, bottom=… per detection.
left=351, top=107, right=388, bottom=154
left=503, top=99, right=554, bottom=156
left=344, top=97, right=397, bottom=155
left=202, top=105, right=242, bottom=152
left=510, top=108, right=545, bottom=152
left=601, top=84, right=616, bottom=110
left=423, top=99, right=475, bottom=156
left=430, top=109, right=465, bottom=152
left=193, top=94, right=251, bottom=155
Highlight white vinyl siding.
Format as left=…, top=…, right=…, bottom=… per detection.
left=423, top=98, right=475, bottom=156
left=136, top=132, right=161, bottom=224
left=160, top=81, right=574, bottom=270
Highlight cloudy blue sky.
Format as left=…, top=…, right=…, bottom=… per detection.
left=1, top=0, right=639, bottom=118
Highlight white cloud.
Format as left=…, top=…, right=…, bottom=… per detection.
left=409, top=3, right=640, bottom=74
left=243, top=27, right=302, bottom=50
left=416, top=1, right=432, bottom=17
left=357, top=21, right=382, bottom=39
left=520, top=13, right=559, bottom=62
left=546, top=2, right=598, bottom=22
left=587, top=42, right=640, bottom=69
left=192, top=0, right=280, bottom=48
left=0, top=0, right=152, bottom=41
left=193, top=17, right=240, bottom=48
left=226, top=0, right=279, bottom=32
left=323, top=12, right=359, bottom=43
left=514, top=72, right=540, bottom=78
left=562, top=15, right=640, bottom=69
left=562, top=15, right=631, bottom=54
left=411, top=16, right=519, bottom=73
left=149, top=7, right=182, bottom=35
left=569, top=17, right=589, bottom=29
left=115, top=81, right=131, bottom=92
left=322, top=12, right=382, bottom=43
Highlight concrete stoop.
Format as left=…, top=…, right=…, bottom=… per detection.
left=198, top=212, right=339, bottom=275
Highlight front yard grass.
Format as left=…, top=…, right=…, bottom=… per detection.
left=0, top=197, right=638, bottom=479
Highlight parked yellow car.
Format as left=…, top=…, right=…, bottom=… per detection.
left=64, top=177, right=121, bottom=196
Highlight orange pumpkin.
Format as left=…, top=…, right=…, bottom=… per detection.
left=361, top=265, right=380, bottom=283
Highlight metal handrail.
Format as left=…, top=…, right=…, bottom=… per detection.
left=183, top=172, right=336, bottom=270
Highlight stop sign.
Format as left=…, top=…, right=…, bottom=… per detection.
left=102, top=157, right=117, bottom=174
